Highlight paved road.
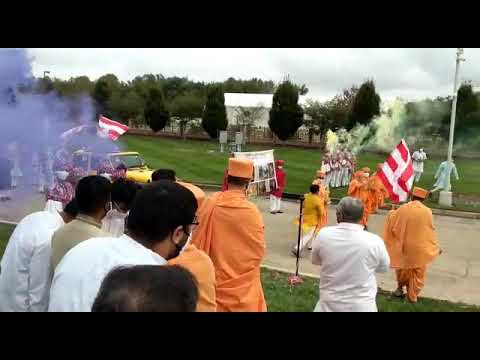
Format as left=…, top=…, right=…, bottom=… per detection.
left=250, top=196, right=480, bottom=306
left=2, top=187, right=480, bottom=305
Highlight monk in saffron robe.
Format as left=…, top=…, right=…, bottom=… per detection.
left=383, top=187, right=441, bottom=303
left=347, top=168, right=370, bottom=227
left=367, top=164, right=389, bottom=214
left=192, top=158, right=267, bottom=312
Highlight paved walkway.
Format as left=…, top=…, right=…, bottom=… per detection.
left=2, top=188, right=480, bottom=305
left=249, top=196, right=480, bottom=306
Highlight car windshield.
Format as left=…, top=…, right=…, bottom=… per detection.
left=110, top=154, right=146, bottom=169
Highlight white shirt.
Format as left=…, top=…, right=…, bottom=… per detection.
left=0, top=211, right=64, bottom=312
left=48, top=234, right=167, bottom=312
left=311, top=223, right=390, bottom=312
left=412, top=151, right=427, bottom=172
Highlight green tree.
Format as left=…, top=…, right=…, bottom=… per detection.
left=268, top=80, right=304, bottom=141
left=92, top=79, right=112, bottom=113
left=108, top=88, right=144, bottom=123
left=144, top=87, right=170, bottom=132
left=171, top=94, right=205, bottom=139
left=201, top=85, right=228, bottom=139
left=348, top=80, right=381, bottom=129
left=303, top=99, right=334, bottom=146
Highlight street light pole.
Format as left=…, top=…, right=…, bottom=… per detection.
left=439, top=48, right=465, bottom=207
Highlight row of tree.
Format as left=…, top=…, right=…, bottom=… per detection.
left=39, top=72, right=479, bottom=146
left=39, top=73, right=311, bottom=140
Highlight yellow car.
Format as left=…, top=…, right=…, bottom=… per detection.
left=72, top=150, right=153, bottom=184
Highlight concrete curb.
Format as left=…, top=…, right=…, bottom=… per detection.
left=0, top=220, right=17, bottom=226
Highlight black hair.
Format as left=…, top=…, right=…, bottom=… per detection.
left=75, top=175, right=112, bottom=215
left=91, top=265, right=199, bottom=312
left=151, top=169, right=176, bottom=182
left=127, top=181, right=197, bottom=244
left=63, top=199, right=79, bottom=218
left=227, top=175, right=250, bottom=187
left=116, top=163, right=127, bottom=171
left=111, top=178, right=138, bottom=210
left=310, top=184, right=320, bottom=194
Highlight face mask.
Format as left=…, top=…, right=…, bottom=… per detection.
left=168, top=230, right=191, bottom=260
left=102, top=209, right=129, bottom=237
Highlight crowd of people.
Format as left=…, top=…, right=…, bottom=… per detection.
left=0, top=146, right=442, bottom=312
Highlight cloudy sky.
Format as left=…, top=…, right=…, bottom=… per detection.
left=27, top=48, right=480, bottom=101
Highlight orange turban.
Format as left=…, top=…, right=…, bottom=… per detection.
left=228, top=158, right=254, bottom=179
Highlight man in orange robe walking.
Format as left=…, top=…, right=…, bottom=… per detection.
left=192, top=158, right=267, bottom=312
left=347, top=167, right=371, bottom=228
left=367, top=164, right=389, bottom=214
left=383, top=187, right=441, bottom=303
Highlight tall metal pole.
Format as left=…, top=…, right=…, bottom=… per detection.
left=445, top=48, right=464, bottom=191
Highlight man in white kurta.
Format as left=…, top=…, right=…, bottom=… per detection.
left=431, top=159, right=460, bottom=193
left=0, top=203, right=77, bottom=312
left=311, top=197, right=390, bottom=312
left=48, top=181, right=198, bottom=312
left=48, top=234, right=167, bottom=312
left=412, top=148, right=427, bottom=182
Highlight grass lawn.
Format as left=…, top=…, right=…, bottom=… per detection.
left=1, top=222, right=478, bottom=312
left=122, top=135, right=480, bottom=210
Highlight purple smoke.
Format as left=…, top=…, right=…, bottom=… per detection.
left=0, top=48, right=121, bottom=192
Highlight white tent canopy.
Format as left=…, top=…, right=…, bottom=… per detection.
left=224, top=93, right=330, bottom=109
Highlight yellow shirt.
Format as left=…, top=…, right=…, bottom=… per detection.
left=51, top=214, right=107, bottom=270
left=299, top=193, right=324, bottom=231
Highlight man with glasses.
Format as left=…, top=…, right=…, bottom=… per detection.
left=152, top=172, right=217, bottom=312
left=51, top=175, right=111, bottom=270
left=48, top=181, right=198, bottom=312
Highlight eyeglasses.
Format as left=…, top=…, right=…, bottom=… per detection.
left=190, top=216, right=199, bottom=226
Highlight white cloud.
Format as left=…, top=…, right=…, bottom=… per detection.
left=27, top=48, right=480, bottom=101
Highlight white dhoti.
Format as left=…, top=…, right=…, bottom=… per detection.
left=294, top=227, right=317, bottom=253
left=270, top=195, right=282, bottom=213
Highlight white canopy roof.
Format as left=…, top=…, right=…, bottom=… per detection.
left=224, top=93, right=329, bottom=108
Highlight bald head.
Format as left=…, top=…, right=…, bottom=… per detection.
left=336, top=197, right=364, bottom=224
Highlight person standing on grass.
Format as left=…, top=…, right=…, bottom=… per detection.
left=48, top=181, right=197, bottom=312
left=151, top=171, right=216, bottom=312
left=50, top=175, right=111, bottom=270
left=0, top=200, right=78, bottom=312
left=383, top=187, right=441, bottom=303
left=412, top=148, right=427, bottom=182
left=192, top=158, right=267, bottom=312
left=270, top=159, right=286, bottom=214
left=311, top=197, right=390, bottom=312
left=292, top=184, right=325, bottom=257
left=431, top=157, right=460, bottom=193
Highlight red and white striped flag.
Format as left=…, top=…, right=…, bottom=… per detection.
left=377, top=139, right=414, bottom=203
left=97, top=115, right=129, bottom=141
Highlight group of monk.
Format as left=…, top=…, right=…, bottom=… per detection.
left=347, top=164, right=389, bottom=229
